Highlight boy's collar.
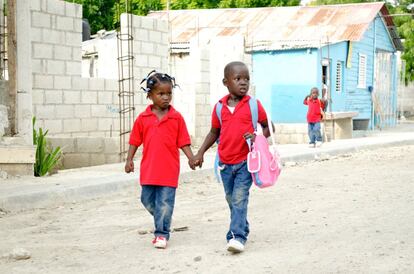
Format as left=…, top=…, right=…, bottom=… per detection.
left=219, top=94, right=250, bottom=105
left=142, top=105, right=180, bottom=118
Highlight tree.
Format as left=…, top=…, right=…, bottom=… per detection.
left=113, top=0, right=163, bottom=29
left=219, top=0, right=299, bottom=8
left=69, top=0, right=116, bottom=34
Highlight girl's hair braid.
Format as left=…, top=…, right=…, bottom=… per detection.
left=140, top=70, right=179, bottom=93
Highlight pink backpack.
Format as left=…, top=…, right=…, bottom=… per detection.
left=246, top=114, right=282, bottom=188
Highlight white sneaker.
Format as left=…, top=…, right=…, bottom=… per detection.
left=227, top=239, right=245, bottom=253
left=152, top=236, right=167, bottom=249
left=309, top=143, right=315, bottom=148
left=315, top=141, right=323, bottom=147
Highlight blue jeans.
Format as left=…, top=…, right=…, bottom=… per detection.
left=219, top=160, right=252, bottom=244
left=308, top=122, right=322, bottom=144
left=140, top=185, right=176, bottom=240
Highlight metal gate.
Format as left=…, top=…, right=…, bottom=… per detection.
left=373, top=51, right=395, bottom=129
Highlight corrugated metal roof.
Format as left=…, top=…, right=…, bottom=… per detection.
left=148, top=2, right=401, bottom=51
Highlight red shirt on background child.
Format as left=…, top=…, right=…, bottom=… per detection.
left=304, top=98, right=325, bottom=123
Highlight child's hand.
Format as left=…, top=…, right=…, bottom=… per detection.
left=188, top=157, right=196, bottom=170
left=125, top=160, right=134, bottom=173
left=243, top=132, right=256, bottom=142
left=193, top=153, right=204, bottom=168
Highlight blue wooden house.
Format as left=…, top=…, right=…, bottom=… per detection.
left=150, top=2, right=402, bottom=129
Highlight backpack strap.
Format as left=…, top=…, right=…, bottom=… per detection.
left=248, top=97, right=258, bottom=132
left=216, top=102, right=223, bottom=126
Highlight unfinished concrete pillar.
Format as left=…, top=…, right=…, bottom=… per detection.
left=16, top=0, right=33, bottom=144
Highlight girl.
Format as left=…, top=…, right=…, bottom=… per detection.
left=125, top=71, right=196, bottom=249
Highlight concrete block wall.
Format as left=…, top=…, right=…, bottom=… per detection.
left=274, top=123, right=309, bottom=144
left=48, top=136, right=121, bottom=169
left=28, top=1, right=169, bottom=168
left=398, top=83, right=414, bottom=118
left=0, top=80, right=9, bottom=137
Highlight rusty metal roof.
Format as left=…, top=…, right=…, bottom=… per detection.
left=148, top=2, right=400, bottom=51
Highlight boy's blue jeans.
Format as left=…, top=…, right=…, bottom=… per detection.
left=219, top=160, right=252, bottom=245
left=140, top=185, right=176, bottom=240
left=308, top=122, right=322, bottom=144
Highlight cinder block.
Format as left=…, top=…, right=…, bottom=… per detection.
left=65, top=2, right=77, bottom=17
left=105, top=154, right=121, bottom=164
left=33, top=43, right=53, bottom=59
left=141, top=42, right=154, bottom=54
left=103, top=137, right=120, bottom=154
left=74, top=105, right=91, bottom=118
left=156, top=44, right=168, bottom=57
left=141, top=17, right=155, bottom=30
left=98, top=118, right=113, bottom=131
left=32, top=12, right=51, bottom=28
left=72, top=47, right=82, bottom=62
left=44, top=90, right=63, bottom=104
left=56, top=105, right=74, bottom=118
left=32, top=89, right=45, bottom=105
left=32, top=59, right=46, bottom=74
left=91, top=105, right=111, bottom=118
left=43, top=119, right=63, bottom=134
left=56, top=16, right=73, bottom=31
left=135, top=29, right=149, bottom=41
left=73, top=18, right=82, bottom=33
left=135, top=54, right=148, bottom=67
left=81, top=118, right=98, bottom=131
left=47, top=0, right=65, bottom=16
left=105, top=79, right=118, bottom=91
left=54, top=45, right=72, bottom=60
left=63, top=90, right=81, bottom=104
left=47, top=60, right=65, bottom=75
left=156, top=20, right=168, bottom=33
left=35, top=105, right=55, bottom=120
left=277, top=134, right=290, bottom=144
left=161, top=33, right=169, bottom=45
left=149, top=31, right=162, bottom=43
left=30, top=27, right=43, bottom=43
left=63, top=153, right=90, bottom=169
left=148, top=55, right=161, bottom=68
left=66, top=61, right=81, bottom=76
left=90, top=153, right=106, bottom=166
left=77, top=137, right=104, bottom=153
left=54, top=76, right=72, bottom=89
left=42, top=29, right=65, bottom=44
left=88, top=78, right=105, bottom=91
left=48, top=137, right=75, bottom=153
left=81, top=91, right=97, bottom=104
left=290, top=134, right=306, bottom=144
left=33, top=74, right=54, bottom=89
left=89, top=132, right=106, bottom=137
left=65, top=31, right=81, bottom=47
left=98, top=92, right=113, bottom=104
left=63, top=119, right=81, bottom=132
left=30, top=0, right=42, bottom=11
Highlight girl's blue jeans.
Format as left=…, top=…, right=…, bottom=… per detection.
left=140, top=185, right=176, bottom=240
left=308, top=122, right=322, bottom=144
left=219, top=160, right=252, bottom=245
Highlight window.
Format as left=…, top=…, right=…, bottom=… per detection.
left=357, top=54, right=367, bottom=88
left=335, top=61, right=343, bottom=93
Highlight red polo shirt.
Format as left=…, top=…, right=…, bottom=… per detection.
left=304, top=98, right=325, bottom=123
left=129, top=105, right=191, bottom=188
left=212, top=95, right=267, bottom=165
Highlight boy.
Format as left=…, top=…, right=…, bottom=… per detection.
left=194, top=61, right=271, bottom=253
left=303, top=87, right=326, bottom=148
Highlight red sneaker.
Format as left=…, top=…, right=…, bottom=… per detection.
left=152, top=236, right=167, bottom=249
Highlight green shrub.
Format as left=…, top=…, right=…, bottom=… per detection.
left=32, top=117, right=62, bottom=177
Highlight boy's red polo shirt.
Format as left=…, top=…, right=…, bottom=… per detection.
left=212, top=95, right=267, bottom=165
left=129, top=105, right=191, bottom=188
left=304, top=98, right=325, bottom=123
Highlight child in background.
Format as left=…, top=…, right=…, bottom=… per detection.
left=303, top=87, right=326, bottom=148
left=125, top=71, right=196, bottom=249
left=194, top=61, right=271, bottom=253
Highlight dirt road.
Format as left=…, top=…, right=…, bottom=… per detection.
left=1, top=146, right=413, bottom=273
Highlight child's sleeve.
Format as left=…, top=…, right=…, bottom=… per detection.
left=257, top=100, right=268, bottom=124
left=303, top=97, right=309, bottom=105
left=177, top=115, right=191, bottom=148
left=129, top=116, right=143, bottom=147
left=211, top=104, right=221, bottom=129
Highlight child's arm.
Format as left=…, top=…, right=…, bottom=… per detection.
left=194, top=127, right=220, bottom=168
left=303, top=95, right=310, bottom=105
left=125, top=145, right=138, bottom=173
left=181, top=145, right=196, bottom=170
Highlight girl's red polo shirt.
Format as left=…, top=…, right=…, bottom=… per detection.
left=129, top=105, right=191, bottom=188
left=212, top=95, right=267, bottom=165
